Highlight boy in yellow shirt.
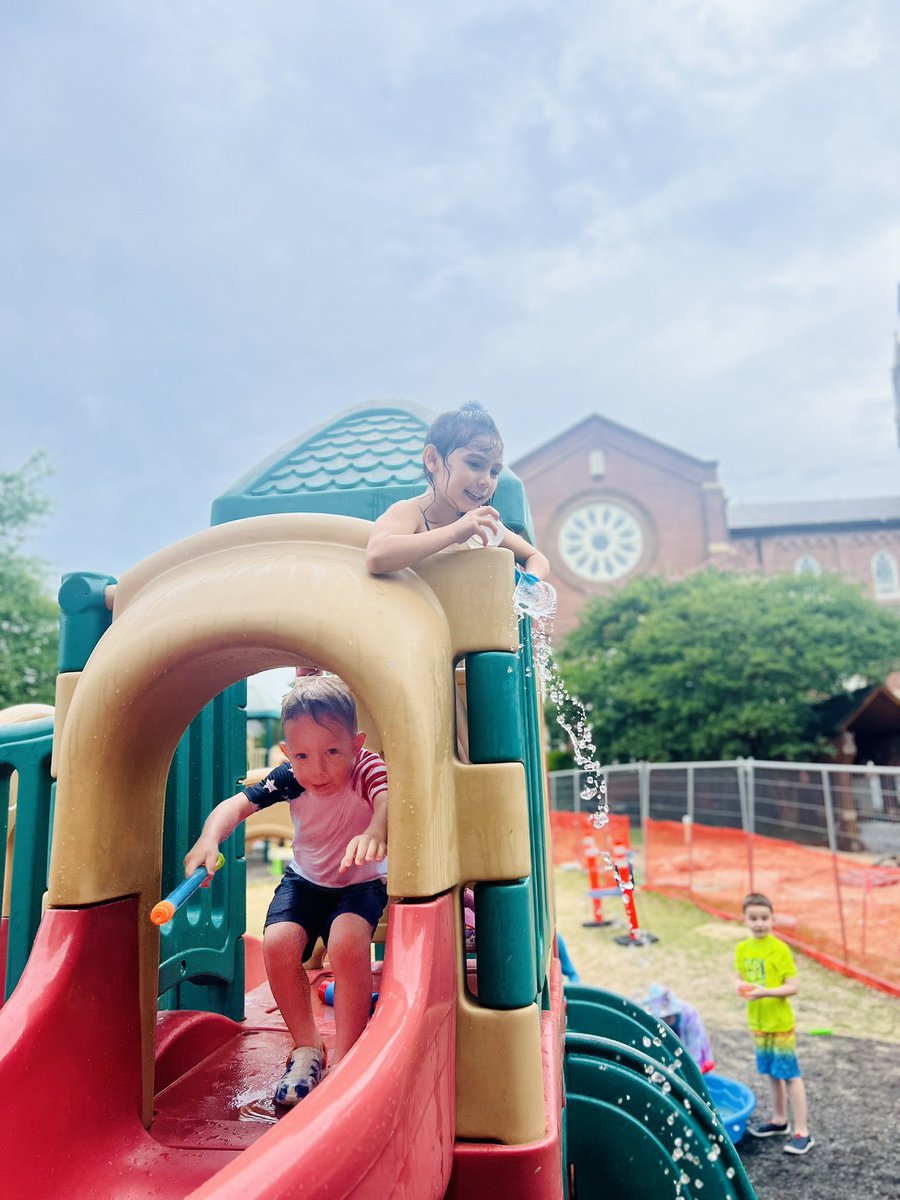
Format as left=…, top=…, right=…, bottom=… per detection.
left=734, top=892, right=815, bottom=1155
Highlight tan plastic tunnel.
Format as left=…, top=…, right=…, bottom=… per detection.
left=47, top=514, right=543, bottom=1137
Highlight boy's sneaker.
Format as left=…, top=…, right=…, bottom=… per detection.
left=274, top=1046, right=325, bottom=1107
left=783, top=1134, right=815, bottom=1156
left=747, top=1121, right=790, bottom=1138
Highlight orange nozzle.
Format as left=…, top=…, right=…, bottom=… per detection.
left=150, top=900, right=176, bottom=926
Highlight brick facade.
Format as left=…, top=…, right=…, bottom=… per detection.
left=511, top=415, right=900, bottom=634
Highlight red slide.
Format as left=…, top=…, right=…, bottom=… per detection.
left=0, top=894, right=457, bottom=1200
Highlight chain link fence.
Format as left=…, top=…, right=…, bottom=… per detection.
left=549, top=759, right=900, bottom=994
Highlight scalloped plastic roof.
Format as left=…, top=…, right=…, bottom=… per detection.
left=210, top=403, right=535, bottom=540
left=256, top=409, right=427, bottom=495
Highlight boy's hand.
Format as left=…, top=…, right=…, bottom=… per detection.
left=339, top=831, right=387, bottom=873
left=184, top=842, right=220, bottom=887
left=738, top=982, right=764, bottom=999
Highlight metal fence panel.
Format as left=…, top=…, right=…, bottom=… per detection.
left=549, top=758, right=900, bottom=994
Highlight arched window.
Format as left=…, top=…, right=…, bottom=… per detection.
left=871, top=551, right=900, bottom=598
left=794, top=554, right=821, bottom=577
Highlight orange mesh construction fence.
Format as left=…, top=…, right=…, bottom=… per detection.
left=549, top=811, right=631, bottom=867
left=645, top=818, right=900, bottom=996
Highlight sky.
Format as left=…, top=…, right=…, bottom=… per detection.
left=3, top=0, right=899, bottom=587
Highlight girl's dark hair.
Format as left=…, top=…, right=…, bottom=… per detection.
left=423, top=402, right=503, bottom=484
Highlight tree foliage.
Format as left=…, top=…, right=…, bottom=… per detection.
left=556, top=570, right=900, bottom=763
left=0, top=453, right=58, bottom=707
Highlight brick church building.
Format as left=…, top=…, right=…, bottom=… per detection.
left=511, top=414, right=900, bottom=635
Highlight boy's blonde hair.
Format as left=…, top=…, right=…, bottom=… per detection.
left=281, top=676, right=357, bottom=735
left=742, top=892, right=773, bottom=913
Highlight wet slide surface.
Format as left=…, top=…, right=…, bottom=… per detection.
left=0, top=895, right=456, bottom=1200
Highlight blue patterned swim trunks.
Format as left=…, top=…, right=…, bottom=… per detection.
left=751, top=1028, right=800, bottom=1080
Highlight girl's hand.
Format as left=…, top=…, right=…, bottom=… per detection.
left=340, top=832, right=387, bottom=872
left=452, top=506, right=500, bottom=547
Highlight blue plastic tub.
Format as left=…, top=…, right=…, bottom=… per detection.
left=705, top=1072, right=756, bottom=1143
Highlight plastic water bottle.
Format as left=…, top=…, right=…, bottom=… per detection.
left=467, top=520, right=505, bottom=549
left=513, top=570, right=557, bottom=620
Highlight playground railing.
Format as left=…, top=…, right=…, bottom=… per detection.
left=0, top=717, right=55, bottom=1002
left=550, top=759, right=900, bottom=995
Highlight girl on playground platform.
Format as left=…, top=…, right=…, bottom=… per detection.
left=184, top=675, right=388, bottom=1107
left=365, top=401, right=549, bottom=579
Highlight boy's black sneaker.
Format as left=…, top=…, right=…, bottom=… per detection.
left=747, top=1121, right=790, bottom=1138
left=783, top=1134, right=815, bottom=1155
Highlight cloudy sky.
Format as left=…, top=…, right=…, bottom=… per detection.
left=3, top=1, right=898, bottom=585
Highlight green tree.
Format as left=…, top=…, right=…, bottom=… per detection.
left=0, top=453, right=58, bottom=707
left=557, top=570, right=900, bottom=763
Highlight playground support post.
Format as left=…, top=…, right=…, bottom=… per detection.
left=581, top=836, right=612, bottom=928
left=821, top=768, right=850, bottom=965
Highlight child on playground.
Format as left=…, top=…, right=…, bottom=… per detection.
left=734, top=892, right=814, bottom=1155
left=184, top=674, right=388, bottom=1106
left=365, top=401, right=549, bottom=579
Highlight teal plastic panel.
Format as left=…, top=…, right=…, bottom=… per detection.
left=517, top=621, right=551, bottom=991
left=158, top=682, right=248, bottom=1019
left=464, top=652, right=524, bottom=764
left=473, top=879, right=537, bottom=1009
left=1, top=718, right=55, bottom=1001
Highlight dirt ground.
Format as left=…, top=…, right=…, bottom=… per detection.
left=711, top=1028, right=899, bottom=1200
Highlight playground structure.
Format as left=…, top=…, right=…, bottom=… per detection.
left=0, top=405, right=757, bottom=1199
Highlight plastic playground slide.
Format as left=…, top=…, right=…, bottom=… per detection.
left=565, top=1033, right=756, bottom=1200
left=0, top=891, right=457, bottom=1200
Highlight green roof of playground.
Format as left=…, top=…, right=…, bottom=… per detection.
left=211, top=400, right=536, bottom=540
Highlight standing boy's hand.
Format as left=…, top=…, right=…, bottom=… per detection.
left=340, top=831, right=387, bottom=872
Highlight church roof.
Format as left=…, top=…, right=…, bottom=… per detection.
left=510, top=413, right=719, bottom=480
left=728, top=496, right=900, bottom=533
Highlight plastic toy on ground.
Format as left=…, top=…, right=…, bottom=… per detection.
left=704, top=1073, right=757, bottom=1144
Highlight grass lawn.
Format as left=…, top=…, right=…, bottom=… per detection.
left=553, top=865, right=900, bottom=1042
left=246, top=858, right=899, bottom=1044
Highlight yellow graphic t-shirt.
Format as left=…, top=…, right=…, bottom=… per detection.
left=734, top=933, right=796, bottom=1033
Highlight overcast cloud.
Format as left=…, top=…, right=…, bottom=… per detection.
left=2, top=0, right=898, bottom=583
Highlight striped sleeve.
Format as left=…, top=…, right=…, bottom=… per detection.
left=353, top=749, right=388, bottom=805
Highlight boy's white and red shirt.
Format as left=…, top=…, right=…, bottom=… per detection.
left=242, top=749, right=387, bottom=887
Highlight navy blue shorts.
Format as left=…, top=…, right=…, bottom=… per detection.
left=264, top=870, right=387, bottom=948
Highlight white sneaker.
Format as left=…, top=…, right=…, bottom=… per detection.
left=274, top=1046, right=325, bottom=1106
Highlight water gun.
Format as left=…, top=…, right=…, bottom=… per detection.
left=317, top=978, right=379, bottom=1013
left=150, top=852, right=225, bottom=926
